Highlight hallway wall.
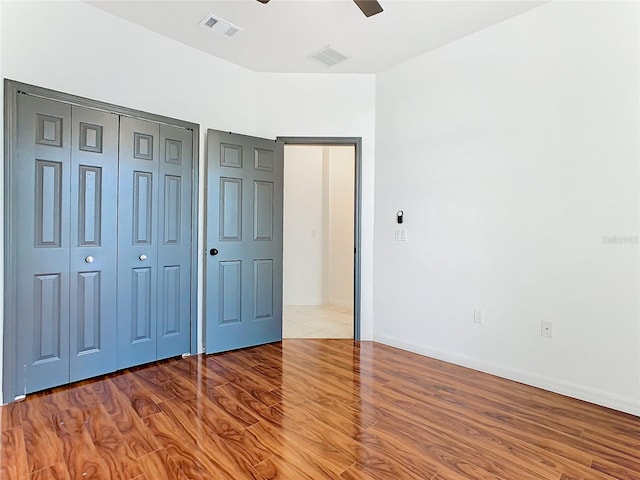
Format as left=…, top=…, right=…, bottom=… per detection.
left=283, top=146, right=355, bottom=307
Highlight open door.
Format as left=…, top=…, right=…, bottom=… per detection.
left=205, top=130, right=284, bottom=353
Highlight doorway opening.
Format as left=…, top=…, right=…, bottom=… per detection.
left=279, top=138, right=361, bottom=340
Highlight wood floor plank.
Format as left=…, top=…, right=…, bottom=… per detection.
left=206, top=386, right=261, bottom=428
left=1, top=427, right=29, bottom=480
left=0, top=402, right=22, bottom=432
left=591, top=456, right=640, bottom=480
left=247, top=422, right=346, bottom=478
left=158, top=397, right=271, bottom=469
left=89, top=378, right=160, bottom=458
left=431, top=465, right=502, bottom=480
left=137, top=448, right=189, bottom=480
left=340, top=464, right=385, bottom=480
left=353, top=428, right=441, bottom=480
left=252, top=455, right=319, bottom=480
left=128, top=364, right=179, bottom=403
left=52, top=408, right=110, bottom=480
left=381, top=380, right=592, bottom=467
left=30, top=463, right=71, bottom=480
left=207, top=357, right=282, bottom=406
left=109, top=373, right=162, bottom=418
left=4, top=340, right=640, bottom=480
left=83, top=405, right=144, bottom=479
left=220, top=382, right=361, bottom=471
left=66, top=381, right=103, bottom=410
left=143, top=412, right=237, bottom=480
left=558, top=464, right=622, bottom=480
left=373, top=382, right=596, bottom=478
left=280, top=388, right=379, bottom=434
left=162, top=355, right=231, bottom=392
left=371, top=402, right=557, bottom=479
left=20, top=398, right=65, bottom=473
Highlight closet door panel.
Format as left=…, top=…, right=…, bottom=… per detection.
left=117, top=117, right=160, bottom=369
left=156, top=125, right=193, bottom=359
left=15, top=95, right=72, bottom=394
left=69, top=106, right=119, bottom=382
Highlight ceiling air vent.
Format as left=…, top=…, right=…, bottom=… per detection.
left=199, top=14, right=243, bottom=39
left=310, top=46, right=350, bottom=67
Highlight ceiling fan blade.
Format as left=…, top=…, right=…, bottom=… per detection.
left=353, top=0, right=383, bottom=17
left=256, top=0, right=270, bottom=3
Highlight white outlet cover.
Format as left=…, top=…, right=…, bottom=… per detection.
left=473, top=307, right=484, bottom=324
left=541, top=321, right=553, bottom=338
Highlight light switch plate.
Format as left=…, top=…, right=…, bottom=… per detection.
left=395, top=228, right=407, bottom=241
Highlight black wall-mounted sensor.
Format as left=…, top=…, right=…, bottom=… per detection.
left=397, top=210, right=404, bottom=224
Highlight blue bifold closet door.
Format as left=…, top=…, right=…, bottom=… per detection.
left=116, top=117, right=193, bottom=369
left=15, top=94, right=119, bottom=393
left=13, top=94, right=193, bottom=395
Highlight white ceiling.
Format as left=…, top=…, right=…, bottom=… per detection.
left=87, top=0, right=544, bottom=74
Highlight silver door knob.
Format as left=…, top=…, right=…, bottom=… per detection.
left=139, top=254, right=147, bottom=261
left=85, top=256, right=94, bottom=263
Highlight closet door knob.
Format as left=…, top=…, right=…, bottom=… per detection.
left=209, top=248, right=219, bottom=256
left=139, top=254, right=147, bottom=261
left=85, top=256, right=94, bottom=263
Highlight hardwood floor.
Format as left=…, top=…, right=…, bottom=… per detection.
left=1, top=340, right=639, bottom=479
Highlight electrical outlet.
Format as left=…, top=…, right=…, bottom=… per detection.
left=541, top=321, right=553, bottom=338
left=473, top=307, right=484, bottom=324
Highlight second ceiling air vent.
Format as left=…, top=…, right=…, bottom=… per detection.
left=199, top=14, right=243, bottom=39
left=309, top=46, right=350, bottom=67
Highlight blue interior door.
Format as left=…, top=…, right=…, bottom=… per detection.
left=205, top=130, right=283, bottom=353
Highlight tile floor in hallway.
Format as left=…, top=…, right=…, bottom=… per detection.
left=283, top=304, right=353, bottom=338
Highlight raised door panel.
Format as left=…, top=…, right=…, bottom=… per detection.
left=220, top=261, right=242, bottom=325
left=34, top=160, right=63, bottom=247
left=33, top=274, right=64, bottom=363
left=76, top=271, right=101, bottom=353
left=253, top=260, right=274, bottom=321
left=69, top=106, right=119, bottom=382
left=77, top=165, right=102, bottom=247
left=15, top=94, right=72, bottom=394
left=205, top=130, right=283, bottom=353
left=156, top=125, right=193, bottom=359
left=220, top=177, right=243, bottom=241
left=253, top=181, right=274, bottom=241
left=117, top=117, right=160, bottom=369
left=131, top=267, right=153, bottom=342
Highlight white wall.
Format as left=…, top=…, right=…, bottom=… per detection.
left=256, top=73, right=376, bottom=339
left=374, top=1, right=640, bottom=415
left=1, top=2, right=258, bottom=135
left=283, top=146, right=325, bottom=304
left=327, top=146, right=355, bottom=306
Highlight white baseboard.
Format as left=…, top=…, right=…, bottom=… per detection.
left=373, top=334, right=640, bottom=417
